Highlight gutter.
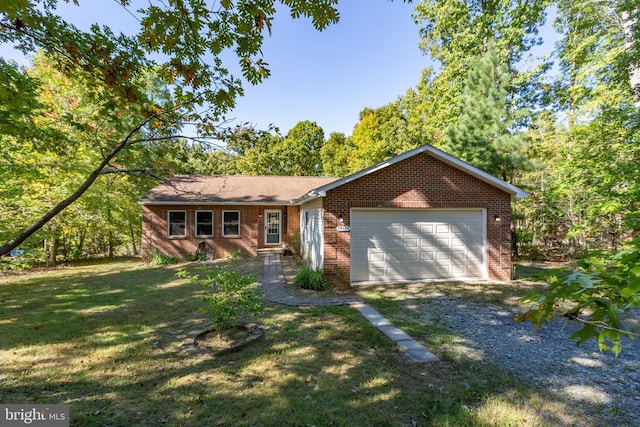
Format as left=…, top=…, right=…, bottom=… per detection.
left=290, top=189, right=326, bottom=206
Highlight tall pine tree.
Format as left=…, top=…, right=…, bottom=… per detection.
left=445, top=40, right=531, bottom=182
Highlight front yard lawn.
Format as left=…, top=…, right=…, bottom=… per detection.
left=0, top=258, right=597, bottom=426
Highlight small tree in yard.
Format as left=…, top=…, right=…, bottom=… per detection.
left=177, top=251, right=263, bottom=336
left=516, top=238, right=640, bottom=356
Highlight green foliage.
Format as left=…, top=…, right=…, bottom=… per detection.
left=0, top=55, right=162, bottom=260
left=168, top=141, right=239, bottom=175
left=412, top=0, right=549, bottom=144
left=278, top=120, right=325, bottom=175
left=231, top=121, right=325, bottom=176
left=415, top=0, right=548, bottom=71
left=177, top=251, right=263, bottom=334
left=1, top=1, right=340, bottom=116
left=445, top=39, right=533, bottom=182
left=287, top=233, right=301, bottom=256
left=516, top=238, right=640, bottom=355
left=0, top=249, right=48, bottom=271
left=150, top=251, right=181, bottom=266
left=347, top=103, right=421, bottom=173
left=514, top=0, right=640, bottom=253
left=294, top=266, right=330, bottom=291
left=320, top=132, right=352, bottom=177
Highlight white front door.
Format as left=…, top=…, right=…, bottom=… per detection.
left=265, top=210, right=281, bottom=245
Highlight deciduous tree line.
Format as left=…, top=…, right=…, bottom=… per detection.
left=1, top=0, right=638, bottom=264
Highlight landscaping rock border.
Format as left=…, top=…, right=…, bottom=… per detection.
left=181, top=323, right=264, bottom=356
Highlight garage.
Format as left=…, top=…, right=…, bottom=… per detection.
left=350, top=209, right=486, bottom=284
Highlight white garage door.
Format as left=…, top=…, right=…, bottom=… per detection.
left=350, top=209, right=485, bottom=284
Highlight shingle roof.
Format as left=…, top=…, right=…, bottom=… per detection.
left=139, top=175, right=340, bottom=205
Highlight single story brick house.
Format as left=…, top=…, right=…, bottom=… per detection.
left=139, top=144, right=527, bottom=287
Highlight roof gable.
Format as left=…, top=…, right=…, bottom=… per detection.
left=300, top=145, right=528, bottom=201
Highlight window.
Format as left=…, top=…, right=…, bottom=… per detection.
left=168, top=211, right=186, bottom=237
left=196, top=211, right=214, bottom=237
left=222, top=210, right=240, bottom=237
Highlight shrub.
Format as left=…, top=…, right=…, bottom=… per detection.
left=150, top=251, right=181, bottom=265
left=177, top=251, right=263, bottom=335
left=0, top=248, right=48, bottom=271
left=287, top=232, right=301, bottom=255
left=294, top=266, right=329, bottom=291
left=188, top=252, right=208, bottom=262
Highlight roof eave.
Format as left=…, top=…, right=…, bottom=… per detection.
left=138, top=200, right=294, bottom=206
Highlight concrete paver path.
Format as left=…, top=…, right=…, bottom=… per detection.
left=261, top=254, right=439, bottom=363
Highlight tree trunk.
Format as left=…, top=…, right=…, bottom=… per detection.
left=49, top=236, right=59, bottom=266
left=129, top=222, right=139, bottom=255
left=511, top=221, right=520, bottom=261
left=622, top=11, right=640, bottom=101
left=77, top=228, right=86, bottom=256
left=108, top=230, right=114, bottom=258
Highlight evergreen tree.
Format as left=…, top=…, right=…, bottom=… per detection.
left=445, top=40, right=531, bottom=182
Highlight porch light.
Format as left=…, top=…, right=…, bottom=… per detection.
left=494, top=215, right=501, bottom=222
left=338, top=214, right=344, bottom=223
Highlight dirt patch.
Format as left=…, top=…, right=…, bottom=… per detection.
left=191, top=323, right=264, bottom=356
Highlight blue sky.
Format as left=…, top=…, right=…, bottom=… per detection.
left=230, top=1, right=431, bottom=136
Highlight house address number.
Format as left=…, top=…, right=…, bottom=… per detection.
left=336, top=225, right=351, bottom=232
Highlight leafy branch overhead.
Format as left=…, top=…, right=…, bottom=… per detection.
left=516, top=238, right=640, bottom=356
left=1, top=0, right=340, bottom=120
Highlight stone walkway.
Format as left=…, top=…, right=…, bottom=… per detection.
left=262, top=254, right=364, bottom=306
left=261, top=254, right=439, bottom=363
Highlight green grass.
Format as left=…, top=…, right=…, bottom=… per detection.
left=1, top=258, right=593, bottom=426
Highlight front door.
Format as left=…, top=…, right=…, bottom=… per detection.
left=265, top=210, right=281, bottom=245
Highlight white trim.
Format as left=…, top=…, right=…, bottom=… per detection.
left=195, top=210, right=214, bottom=237
left=303, top=145, right=528, bottom=201
left=264, top=209, right=282, bottom=246
left=481, top=209, right=488, bottom=280
left=167, top=210, right=187, bottom=237
left=222, top=210, right=241, bottom=237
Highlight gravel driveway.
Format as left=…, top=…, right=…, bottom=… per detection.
left=393, top=288, right=640, bottom=426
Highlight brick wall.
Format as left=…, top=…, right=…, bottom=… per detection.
left=141, top=204, right=258, bottom=260
left=284, top=205, right=300, bottom=246
left=141, top=204, right=302, bottom=261
left=322, top=152, right=513, bottom=287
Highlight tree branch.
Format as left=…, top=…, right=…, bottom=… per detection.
left=566, top=312, right=640, bottom=338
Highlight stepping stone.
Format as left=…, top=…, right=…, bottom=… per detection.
left=354, top=303, right=439, bottom=364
